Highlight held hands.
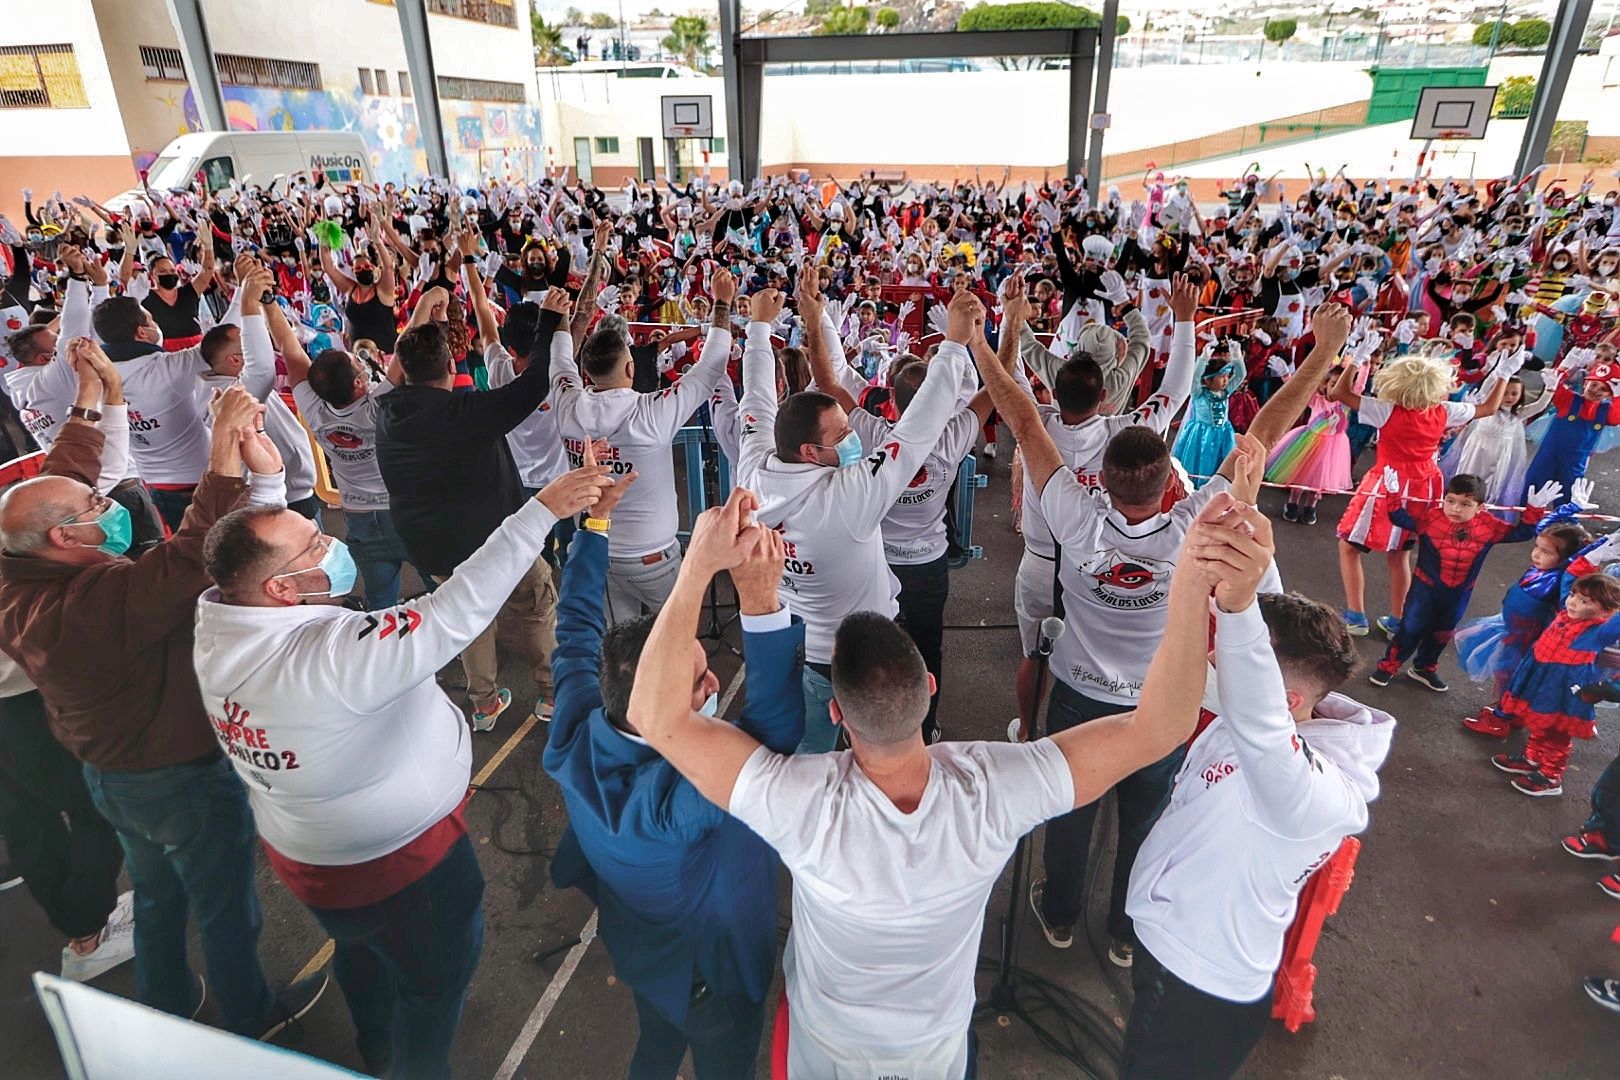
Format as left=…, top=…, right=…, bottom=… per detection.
left=1167, top=273, right=1199, bottom=322
left=1526, top=481, right=1565, bottom=509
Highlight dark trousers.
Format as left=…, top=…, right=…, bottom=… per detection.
left=0, top=691, right=123, bottom=939
left=310, top=834, right=485, bottom=1080
left=147, top=485, right=196, bottom=532
left=893, top=554, right=949, bottom=740
left=1039, top=679, right=1185, bottom=939
left=1120, top=945, right=1271, bottom=1080
left=82, top=754, right=275, bottom=1034
left=1378, top=577, right=1472, bottom=674
left=1583, top=750, right=1620, bottom=847
left=629, top=981, right=765, bottom=1080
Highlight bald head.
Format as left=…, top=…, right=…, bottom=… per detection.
left=0, top=476, right=97, bottom=556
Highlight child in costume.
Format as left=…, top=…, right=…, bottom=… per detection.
left=1367, top=471, right=1564, bottom=692
left=1268, top=364, right=1358, bottom=525
left=1457, top=508, right=1594, bottom=737
left=1171, top=342, right=1244, bottom=487
left=1331, top=343, right=1510, bottom=636
left=1524, top=350, right=1620, bottom=496
left=1491, top=570, right=1620, bottom=797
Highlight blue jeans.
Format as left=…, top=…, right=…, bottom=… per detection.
left=82, top=754, right=275, bottom=1034
left=1039, top=679, right=1186, bottom=940
left=799, top=666, right=837, bottom=754
left=629, top=984, right=765, bottom=1080
left=310, top=834, right=485, bottom=1080
left=346, top=508, right=414, bottom=611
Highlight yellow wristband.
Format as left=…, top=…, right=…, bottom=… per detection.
left=583, top=517, right=611, bottom=533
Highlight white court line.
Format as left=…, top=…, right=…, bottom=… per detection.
left=490, top=664, right=749, bottom=1078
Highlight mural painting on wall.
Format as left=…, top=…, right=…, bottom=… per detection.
left=135, top=80, right=542, bottom=186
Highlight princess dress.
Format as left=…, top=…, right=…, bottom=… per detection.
left=1266, top=391, right=1352, bottom=494
left=1439, top=410, right=1530, bottom=506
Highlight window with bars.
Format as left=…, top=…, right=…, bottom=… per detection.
left=215, top=53, right=321, bottom=91
left=140, top=45, right=186, bottom=82
left=437, top=75, right=524, bottom=103
left=427, top=0, right=517, bottom=28
left=399, top=70, right=411, bottom=98
left=0, top=43, right=88, bottom=109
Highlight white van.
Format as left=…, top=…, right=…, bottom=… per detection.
left=115, top=130, right=373, bottom=201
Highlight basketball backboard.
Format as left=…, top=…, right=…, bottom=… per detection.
left=661, top=95, right=713, bottom=139
left=1410, top=85, right=1498, bottom=140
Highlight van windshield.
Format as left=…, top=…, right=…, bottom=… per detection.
left=145, top=155, right=197, bottom=191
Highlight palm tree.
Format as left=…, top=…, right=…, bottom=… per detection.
left=662, top=15, right=711, bottom=70
left=532, top=10, right=567, bottom=66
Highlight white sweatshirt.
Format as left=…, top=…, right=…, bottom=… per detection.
left=192, top=497, right=560, bottom=866
left=550, top=324, right=732, bottom=558
left=737, top=323, right=967, bottom=664
left=1127, top=602, right=1395, bottom=1002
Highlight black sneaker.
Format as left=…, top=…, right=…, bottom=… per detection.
left=1282, top=502, right=1299, bottom=522
left=1584, top=976, right=1620, bottom=1013
left=1300, top=505, right=1318, bottom=525
left=259, top=970, right=330, bottom=1041
left=1028, top=880, right=1073, bottom=949
left=1368, top=668, right=1394, bottom=687
left=1407, top=667, right=1448, bottom=693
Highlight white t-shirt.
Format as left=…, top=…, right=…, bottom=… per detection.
left=729, top=739, right=1075, bottom=1075
left=291, top=379, right=395, bottom=511
left=485, top=341, right=568, bottom=490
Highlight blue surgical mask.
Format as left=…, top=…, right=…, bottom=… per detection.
left=273, top=537, right=357, bottom=598
left=699, top=692, right=719, bottom=717
left=61, top=500, right=132, bottom=557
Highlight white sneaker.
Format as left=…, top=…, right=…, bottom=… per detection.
left=61, top=891, right=136, bottom=982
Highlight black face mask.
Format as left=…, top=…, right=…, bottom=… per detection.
left=155, top=273, right=180, bottom=289
left=354, top=269, right=376, bottom=286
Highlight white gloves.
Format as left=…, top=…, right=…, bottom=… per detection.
left=1571, top=477, right=1598, bottom=510
left=1526, top=480, right=1564, bottom=509
left=1097, top=269, right=1130, bottom=305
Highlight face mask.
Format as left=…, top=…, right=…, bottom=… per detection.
left=825, top=429, right=863, bottom=469
left=61, top=501, right=132, bottom=557
left=699, top=692, right=719, bottom=717
left=272, top=537, right=357, bottom=598
left=155, top=273, right=180, bottom=289
left=354, top=269, right=376, bottom=286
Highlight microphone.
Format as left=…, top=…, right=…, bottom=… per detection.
left=1037, top=616, right=1066, bottom=658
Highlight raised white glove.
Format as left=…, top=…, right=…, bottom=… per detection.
left=1381, top=466, right=1401, bottom=494
left=1097, top=269, right=1130, bottom=305
left=1527, top=480, right=1564, bottom=509
left=1571, top=477, right=1598, bottom=510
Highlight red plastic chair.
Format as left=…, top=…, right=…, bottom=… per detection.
left=0, top=451, right=47, bottom=488
left=1271, top=836, right=1361, bottom=1032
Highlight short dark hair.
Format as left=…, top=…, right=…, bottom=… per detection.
left=6, top=325, right=52, bottom=365
left=1101, top=427, right=1172, bottom=507
left=1571, top=573, right=1620, bottom=612
left=1053, top=358, right=1105, bottom=417
left=891, top=360, right=929, bottom=416
left=204, top=506, right=288, bottom=598
left=308, top=349, right=360, bottom=407
left=92, top=295, right=146, bottom=344
left=599, top=615, right=656, bottom=728
left=396, top=322, right=452, bottom=384
left=580, top=325, right=629, bottom=380
left=1258, top=592, right=1358, bottom=700
left=1540, top=522, right=1591, bottom=562
left=775, top=391, right=839, bottom=460
left=500, top=301, right=540, bottom=357
left=830, top=612, right=929, bottom=745
left=1445, top=474, right=1487, bottom=501
left=200, top=324, right=239, bottom=370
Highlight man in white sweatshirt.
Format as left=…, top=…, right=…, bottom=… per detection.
left=192, top=457, right=617, bottom=1078
left=549, top=268, right=736, bottom=621
left=1120, top=589, right=1394, bottom=1079
left=736, top=286, right=976, bottom=752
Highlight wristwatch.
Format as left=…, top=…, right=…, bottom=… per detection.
left=67, top=404, right=102, bottom=422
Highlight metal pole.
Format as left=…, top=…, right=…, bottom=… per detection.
left=163, top=0, right=227, bottom=132
left=395, top=0, right=450, bottom=179
left=1515, top=0, right=1596, bottom=179
left=1085, top=2, right=1117, bottom=189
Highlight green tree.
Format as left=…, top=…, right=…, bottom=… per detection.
left=1472, top=20, right=1509, bottom=47
left=1115, top=14, right=1131, bottom=35
left=876, top=6, right=901, bottom=30
left=588, top=11, right=616, bottom=29
left=1259, top=16, right=1296, bottom=61
left=531, top=10, right=567, bottom=66
left=956, top=2, right=1099, bottom=32
left=661, top=14, right=712, bottom=68
left=818, top=6, right=871, bottom=34
left=1493, top=74, right=1537, bottom=116
left=1510, top=18, right=1551, bottom=48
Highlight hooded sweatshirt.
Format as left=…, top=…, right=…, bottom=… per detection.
left=1127, top=601, right=1395, bottom=1002
left=736, top=322, right=966, bottom=664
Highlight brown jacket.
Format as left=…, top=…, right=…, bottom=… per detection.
left=0, top=423, right=247, bottom=771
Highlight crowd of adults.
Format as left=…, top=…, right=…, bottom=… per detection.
left=2, top=156, right=1619, bottom=1079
